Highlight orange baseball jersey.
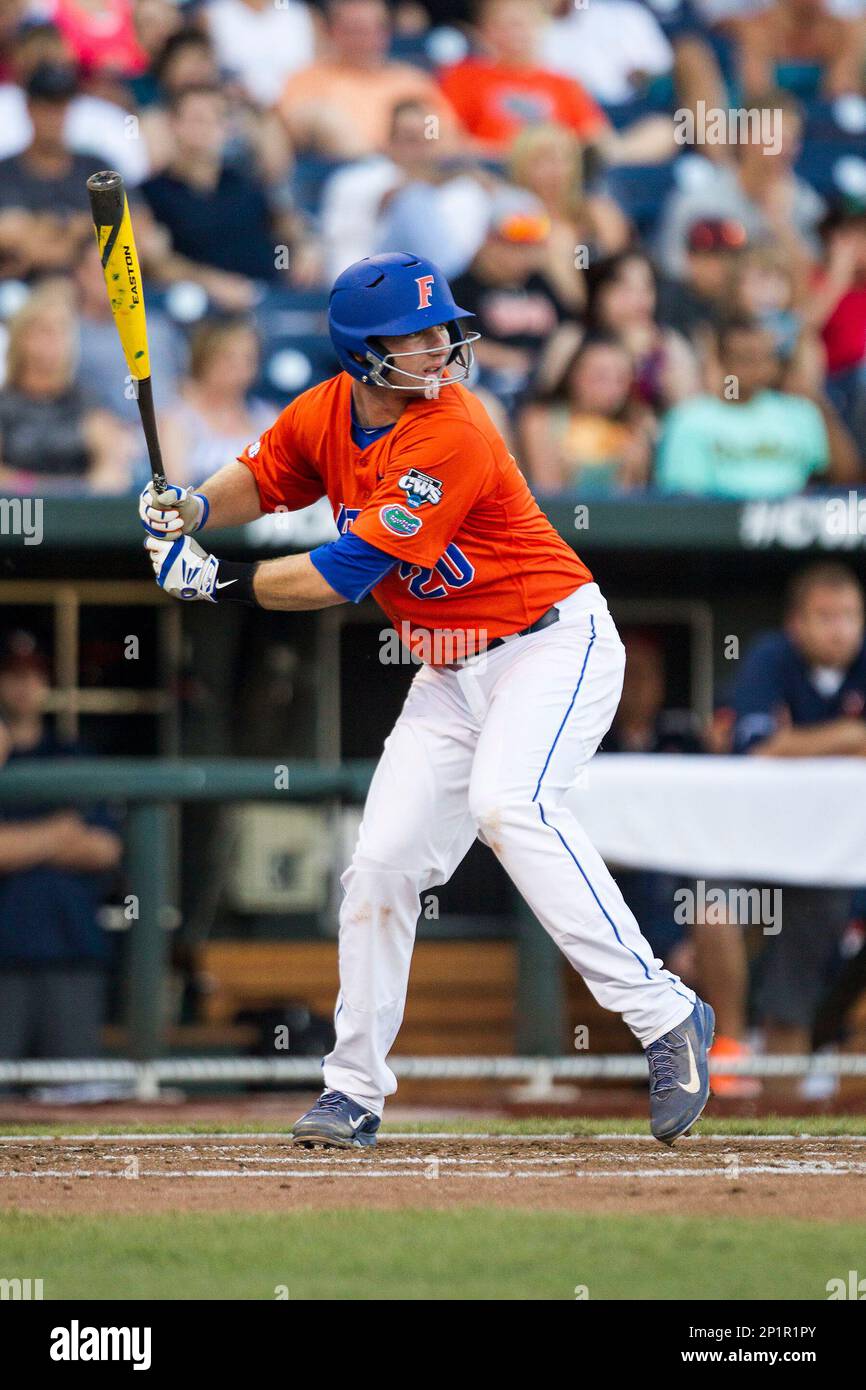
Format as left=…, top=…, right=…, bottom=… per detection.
left=238, top=372, right=592, bottom=656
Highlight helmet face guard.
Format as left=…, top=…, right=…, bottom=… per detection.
left=362, top=321, right=480, bottom=393
left=328, top=252, right=479, bottom=392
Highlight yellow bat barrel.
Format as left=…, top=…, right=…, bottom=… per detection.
left=86, top=169, right=151, bottom=381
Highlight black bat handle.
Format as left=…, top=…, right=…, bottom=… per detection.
left=137, top=376, right=167, bottom=495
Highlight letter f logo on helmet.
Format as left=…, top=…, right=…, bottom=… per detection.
left=415, top=274, right=435, bottom=309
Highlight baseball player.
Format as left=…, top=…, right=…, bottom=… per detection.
left=140, top=252, right=714, bottom=1146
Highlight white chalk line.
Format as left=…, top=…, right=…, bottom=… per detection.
left=4, top=1149, right=866, bottom=1177
left=92, top=1153, right=866, bottom=1171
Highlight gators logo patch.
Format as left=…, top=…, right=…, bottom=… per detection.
left=380, top=504, right=422, bottom=537
left=398, top=468, right=443, bottom=509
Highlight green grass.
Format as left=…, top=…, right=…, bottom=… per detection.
left=1, top=1114, right=866, bottom=1138
left=392, top=1114, right=866, bottom=1137
left=1, top=1208, right=862, bottom=1299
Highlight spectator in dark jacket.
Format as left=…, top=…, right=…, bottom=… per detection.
left=140, top=83, right=319, bottom=302
left=733, top=561, right=866, bottom=758
left=0, top=632, right=122, bottom=1064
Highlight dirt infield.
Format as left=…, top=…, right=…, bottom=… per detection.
left=1, top=1133, right=864, bottom=1221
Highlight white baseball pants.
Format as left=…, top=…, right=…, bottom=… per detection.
left=322, top=581, right=696, bottom=1113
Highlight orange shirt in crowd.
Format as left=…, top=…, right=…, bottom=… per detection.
left=438, top=57, right=609, bottom=152
left=277, top=60, right=461, bottom=156
left=239, top=371, right=591, bottom=655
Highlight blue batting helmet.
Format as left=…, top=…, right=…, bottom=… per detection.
left=328, top=252, right=478, bottom=390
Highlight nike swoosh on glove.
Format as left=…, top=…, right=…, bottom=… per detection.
left=146, top=534, right=222, bottom=601
left=139, top=482, right=209, bottom=538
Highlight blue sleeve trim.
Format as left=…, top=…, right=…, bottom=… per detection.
left=309, top=532, right=398, bottom=604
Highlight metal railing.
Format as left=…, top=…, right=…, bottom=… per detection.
left=1, top=1055, right=864, bottom=1103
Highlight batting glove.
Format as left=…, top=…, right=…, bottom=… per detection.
left=139, top=482, right=209, bottom=539
left=146, top=534, right=220, bottom=601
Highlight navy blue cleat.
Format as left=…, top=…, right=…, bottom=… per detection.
left=292, top=1089, right=381, bottom=1149
left=646, top=999, right=715, bottom=1145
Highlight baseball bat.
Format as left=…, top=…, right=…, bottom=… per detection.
left=86, top=169, right=167, bottom=493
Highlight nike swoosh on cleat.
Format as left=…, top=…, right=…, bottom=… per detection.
left=678, top=1037, right=701, bottom=1094
left=348, top=1114, right=371, bottom=1130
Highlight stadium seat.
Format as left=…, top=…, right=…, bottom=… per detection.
left=643, top=0, right=695, bottom=32
left=605, top=161, right=679, bottom=238
left=254, top=287, right=330, bottom=338
left=802, top=94, right=866, bottom=145
left=425, top=24, right=471, bottom=68
left=388, top=31, right=434, bottom=71
left=389, top=23, right=472, bottom=71
left=602, top=88, right=675, bottom=131
left=774, top=61, right=823, bottom=100
left=258, top=333, right=339, bottom=403
left=256, top=286, right=330, bottom=317
left=292, top=155, right=354, bottom=217
left=141, top=280, right=212, bottom=326
left=642, top=0, right=737, bottom=86
left=796, top=144, right=866, bottom=200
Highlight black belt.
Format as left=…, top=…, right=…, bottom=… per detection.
left=488, top=604, right=560, bottom=650
left=443, top=605, right=560, bottom=670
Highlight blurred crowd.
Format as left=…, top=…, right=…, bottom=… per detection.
left=0, top=0, right=864, bottom=495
